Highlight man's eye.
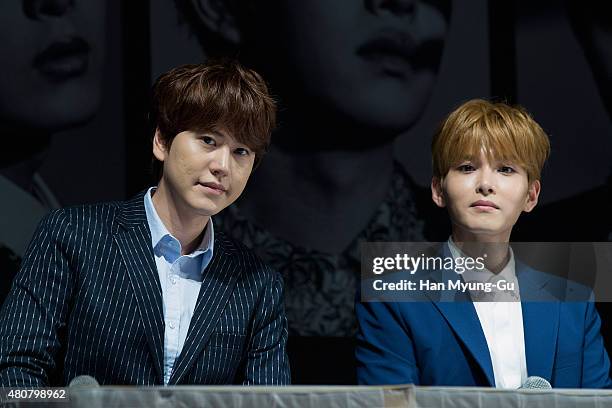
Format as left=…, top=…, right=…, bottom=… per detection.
left=234, top=148, right=250, bottom=156
left=202, top=136, right=216, bottom=146
left=499, top=166, right=515, bottom=174
left=458, top=164, right=475, bottom=172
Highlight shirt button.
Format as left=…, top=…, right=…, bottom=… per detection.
left=170, top=276, right=177, bottom=285
left=169, top=322, right=176, bottom=330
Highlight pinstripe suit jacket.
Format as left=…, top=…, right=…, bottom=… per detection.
left=0, top=192, right=290, bottom=386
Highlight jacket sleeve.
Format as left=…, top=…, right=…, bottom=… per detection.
left=0, top=210, right=75, bottom=386
left=581, top=301, right=612, bottom=388
left=241, top=267, right=291, bottom=385
left=355, top=299, right=419, bottom=385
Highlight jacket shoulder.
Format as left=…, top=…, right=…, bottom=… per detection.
left=517, top=262, right=594, bottom=302
left=38, top=200, right=123, bottom=235
left=216, top=230, right=278, bottom=282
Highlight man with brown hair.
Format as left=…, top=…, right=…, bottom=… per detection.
left=0, top=61, right=290, bottom=386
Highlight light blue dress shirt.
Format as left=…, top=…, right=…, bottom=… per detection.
left=144, top=187, right=214, bottom=384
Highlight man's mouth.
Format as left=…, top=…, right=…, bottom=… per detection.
left=198, top=182, right=226, bottom=195
left=356, top=31, right=444, bottom=76
left=470, top=200, right=499, bottom=210
left=358, top=33, right=417, bottom=61
left=33, top=37, right=90, bottom=81
left=357, top=32, right=416, bottom=76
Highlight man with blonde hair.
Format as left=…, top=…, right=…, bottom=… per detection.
left=356, top=99, right=611, bottom=388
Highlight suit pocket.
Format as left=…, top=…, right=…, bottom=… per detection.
left=208, top=332, right=247, bottom=351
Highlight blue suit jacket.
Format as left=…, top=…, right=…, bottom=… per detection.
left=0, top=192, right=290, bottom=386
left=356, top=247, right=612, bottom=388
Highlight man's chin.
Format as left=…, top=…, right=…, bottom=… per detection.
left=186, top=199, right=220, bottom=218
left=459, top=223, right=506, bottom=238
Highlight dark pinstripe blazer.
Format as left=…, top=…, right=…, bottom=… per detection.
left=0, top=192, right=290, bottom=386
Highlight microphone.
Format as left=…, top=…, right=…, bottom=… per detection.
left=69, top=375, right=100, bottom=387
left=519, top=376, right=552, bottom=389
left=68, top=375, right=101, bottom=408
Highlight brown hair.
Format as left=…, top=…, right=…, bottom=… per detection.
left=151, top=60, right=276, bottom=180
left=432, top=99, right=550, bottom=183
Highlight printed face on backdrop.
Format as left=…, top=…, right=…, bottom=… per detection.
left=186, top=0, right=450, bottom=148
left=0, top=0, right=106, bottom=133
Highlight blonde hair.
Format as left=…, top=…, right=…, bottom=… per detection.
left=432, top=99, right=550, bottom=182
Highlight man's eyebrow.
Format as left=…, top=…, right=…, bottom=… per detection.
left=210, top=128, right=230, bottom=139
left=196, top=130, right=227, bottom=140
left=456, top=157, right=475, bottom=162
left=205, top=130, right=225, bottom=138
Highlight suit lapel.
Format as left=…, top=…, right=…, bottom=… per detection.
left=432, top=300, right=495, bottom=386
left=517, top=263, right=560, bottom=381
left=113, top=192, right=165, bottom=384
left=427, top=243, right=495, bottom=386
left=169, top=234, right=241, bottom=385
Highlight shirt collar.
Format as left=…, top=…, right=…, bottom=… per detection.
left=447, top=236, right=516, bottom=284
left=143, top=187, right=214, bottom=267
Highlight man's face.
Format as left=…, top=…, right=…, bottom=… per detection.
left=0, top=0, right=106, bottom=132
left=431, top=152, right=540, bottom=241
left=154, top=128, right=255, bottom=217
left=241, top=0, right=449, bottom=141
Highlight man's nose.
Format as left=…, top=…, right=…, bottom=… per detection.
left=476, top=169, right=495, bottom=195
left=210, top=145, right=230, bottom=178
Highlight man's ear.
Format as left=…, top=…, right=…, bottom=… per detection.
left=187, top=0, right=241, bottom=45
left=523, top=180, right=541, bottom=213
left=153, top=128, right=169, bottom=162
left=431, top=177, right=446, bottom=208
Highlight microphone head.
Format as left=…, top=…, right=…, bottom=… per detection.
left=520, top=376, right=552, bottom=389
left=69, top=375, right=100, bottom=387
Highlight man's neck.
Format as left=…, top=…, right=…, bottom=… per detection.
left=237, top=142, right=395, bottom=253
left=152, top=184, right=209, bottom=255
left=451, top=230, right=511, bottom=274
